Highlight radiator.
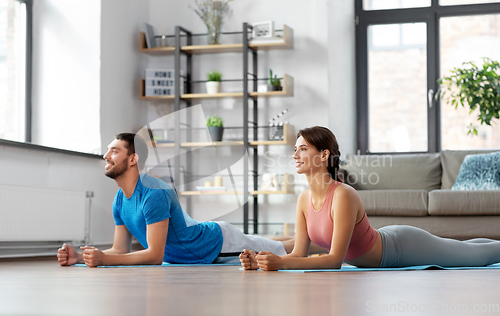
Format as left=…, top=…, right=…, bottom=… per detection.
left=0, top=184, right=92, bottom=246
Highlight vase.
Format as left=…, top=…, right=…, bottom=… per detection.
left=206, top=81, right=221, bottom=94
left=208, top=126, right=224, bottom=142
left=207, top=25, right=221, bottom=45
left=205, top=2, right=223, bottom=45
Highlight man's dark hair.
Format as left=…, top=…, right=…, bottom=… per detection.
left=115, top=133, right=149, bottom=171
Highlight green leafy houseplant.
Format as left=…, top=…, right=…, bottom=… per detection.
left=206, top=115, right=224, bottom=142
left=269, top=69, right=282, bottom=91
left=207, top=71, right=222, bottom=82
left=438, top=58, right=500, bottom=135
left=206, top=71, right=222, bottom=94
left=206, top=115, right=223, bottom=127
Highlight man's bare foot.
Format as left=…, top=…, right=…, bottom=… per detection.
left=239, top=249, right=258, bottom=270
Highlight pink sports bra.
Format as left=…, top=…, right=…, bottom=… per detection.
left=306, top=182, right=378, bottom=261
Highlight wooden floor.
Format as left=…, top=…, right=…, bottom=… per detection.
left=2, top=258, right=500, bottom=316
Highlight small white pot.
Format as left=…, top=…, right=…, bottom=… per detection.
left=206, top=81, right=221, bottom=94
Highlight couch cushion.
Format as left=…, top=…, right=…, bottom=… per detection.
left=342, top=153, right=441, bottom=191
left=440, top=150, right=499, bottom=189
left=358, top=190, right=428, bottom=216
left=428, top=190, right=500, bottom=215
left=452, top=152, right=500, bottom=190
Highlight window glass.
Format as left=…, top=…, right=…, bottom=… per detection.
left=364, top=0, right=431, bottom=11
left=440, top=0, right=500, bottom=6
left=368, top=23, right=428, bottom=152
left=440, top=14, right=500, bottom=149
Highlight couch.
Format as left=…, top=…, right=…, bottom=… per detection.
left=340, top=150, right=500, bottom=240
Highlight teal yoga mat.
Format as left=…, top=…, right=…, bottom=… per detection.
left=72, top=262, right=240, bottom=268
left=240, top=263, right=500, bottom=272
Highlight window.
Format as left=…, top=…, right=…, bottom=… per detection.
left=1, top=0, right=101, bottom=156
left=0, top=0, right=28, bottom=143
left=356, top=0, right=500, bottom=153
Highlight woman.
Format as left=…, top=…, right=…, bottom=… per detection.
left=240, top=126, right=500, bottom=271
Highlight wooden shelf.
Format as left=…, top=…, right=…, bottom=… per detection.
left=150, top=124, right=295, bottom=148
left=139, top=25, right=293, bottom=55
left=181, top=141, right=243, bottom=147
left=179, top=174, right=293, bottom=196
left=248, top=25, right=294, bottom=51
left=181, top=92, right=245, bottom=100
left=140, top=74, right=293, bottom=100
left=250, top=74, right=293, bottom=98
left=250, top=124, right=295, bottom=146
left=140, top=32, right=175, bottom=54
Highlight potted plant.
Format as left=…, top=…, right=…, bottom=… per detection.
left=206, top=70, right=222, bottom=94
left=206, top=115, right=224, bottom=142
left=269, top=69, right=282, bottom=91
left=438, top=57, right=500, bottom=135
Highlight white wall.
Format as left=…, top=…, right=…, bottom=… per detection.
left=328, top=0, right=357, bottom=155
left=100, top=0, right=150, bottom=149
left=0, top=145, right=116, bottom=244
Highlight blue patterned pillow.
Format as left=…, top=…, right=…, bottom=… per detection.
left=452, top=151, right=500, bottom=190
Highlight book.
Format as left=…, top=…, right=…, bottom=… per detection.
left=143, top=23, right=156, bottom=49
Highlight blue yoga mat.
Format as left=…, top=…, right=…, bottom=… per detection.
left=72, top=262, right=240, bottom=268
left=240, top=263, right=500, bottom=272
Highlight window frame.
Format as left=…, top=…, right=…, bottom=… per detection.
left=355, top=0, right=500, bottom=154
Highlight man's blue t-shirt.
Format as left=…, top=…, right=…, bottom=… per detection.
left=112, top=174, right=223, bottom=264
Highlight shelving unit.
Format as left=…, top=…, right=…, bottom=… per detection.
left=139, top=25, right=293, bottom=54
left=140, top=24, right=294, bottom=234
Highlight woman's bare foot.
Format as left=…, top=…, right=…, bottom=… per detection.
left=239, top=249, right=258, bottom=270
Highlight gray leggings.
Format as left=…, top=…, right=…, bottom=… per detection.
left=378, top=225, right=500, bottom=268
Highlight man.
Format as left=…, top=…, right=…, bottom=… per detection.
left=57, top=133, right=293, bottom=267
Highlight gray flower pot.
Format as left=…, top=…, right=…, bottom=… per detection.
left=269, top=84, right=283, bottom=91
left=208, top=126, right=224, bottom=142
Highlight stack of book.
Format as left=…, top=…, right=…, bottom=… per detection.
left=144, top=69, right=184, bottom=97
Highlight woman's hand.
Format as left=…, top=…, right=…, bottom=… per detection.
left=256, top=251, right=283, bottom=271
left=57, top=244, right=80, bottom=266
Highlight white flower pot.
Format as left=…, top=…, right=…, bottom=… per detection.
left=206, top=81, right=221, bottom=94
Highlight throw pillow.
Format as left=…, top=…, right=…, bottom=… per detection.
left=452, top=151, right=500, bottom=190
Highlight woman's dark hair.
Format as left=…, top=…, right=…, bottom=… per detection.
left=115, top=133, right=149, bottom=171
left=297, top=126, right=343, bottom=182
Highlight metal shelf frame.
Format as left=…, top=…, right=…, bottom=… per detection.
left=168, top=23, right=260, bottom=234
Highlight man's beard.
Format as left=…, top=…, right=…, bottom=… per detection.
left=105, top=157, right=129, bottom=179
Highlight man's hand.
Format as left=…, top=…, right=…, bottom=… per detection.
left=57, top=244, right=79, bottom=266
left=81, top=246, right=106, bottom=268
left=239, top=249, right=259, bottom=270
left=256, top=251, right=283, bottom=271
